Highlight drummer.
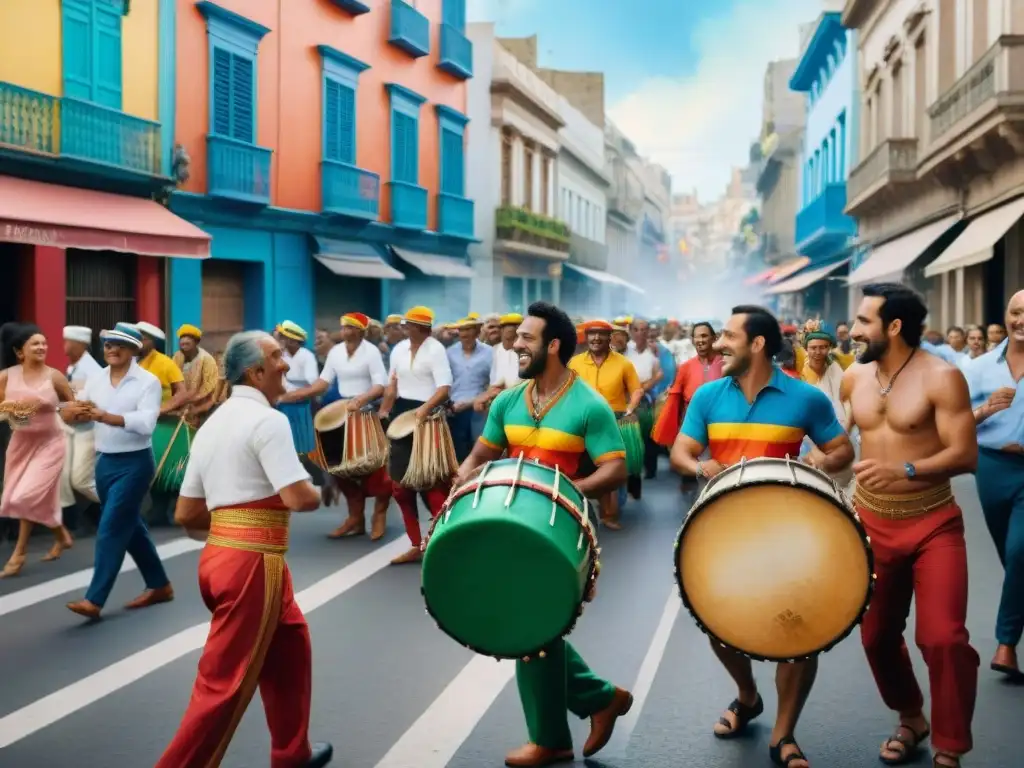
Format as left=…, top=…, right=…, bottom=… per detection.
left=276, top=321, right=320, bottom=456
left=475, top=312, right=522, bottom=411
left=280, top=312, right=390, bottom=539
left=452, top=301, right=633, bottom=767
left=670, top=305, right=853, bottom=768
left=171, top=324, right=220, bottom=427
left=378, top=305, right=454, bottom=565
left=568, top=320, right=643, bottom=530
left=799, top=320, right=852, bottom=487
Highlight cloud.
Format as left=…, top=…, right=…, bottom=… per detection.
left=607, top=0, right=819, bottom=201
left=467, top=0, right=537, bottom=24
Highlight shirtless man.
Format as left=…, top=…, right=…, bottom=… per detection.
left=843, top=283, right=979, bottom=768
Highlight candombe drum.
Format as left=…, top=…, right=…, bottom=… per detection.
left=674, top=456, right=874, bottom=661
left=311, top=400, right=388, bottom=479
left=617, top=413, right=645, bottom=477
left=386, top=408, right=458, bottom=491
left=422, top=456, right=599, bottom=659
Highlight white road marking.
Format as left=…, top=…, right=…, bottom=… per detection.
left=0, top=537, right=204, bottom=618
left=602, top=588, right=681, bottom=757
left=0, top=536, right=410, bottom=748
left=374, top=656, right=516, bottom=768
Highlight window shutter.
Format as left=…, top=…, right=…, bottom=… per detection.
left=61, top=0, right=93, bottom=101
left=443, top=0, right=466, bottom=31
left=93, top=3, right=123, bottom=109
left=337, top=85, right=355, bottom=165
left=230, top=54, right=254, bottom=143
left=404, top=114, right=418, bottom=183
left=392, top=111, right=407, bottom=182
left=212, top=47, right=232, bottom=137
left=324, top=79, right=341, bottom=161
left=441, top=128, right=464, bottom=196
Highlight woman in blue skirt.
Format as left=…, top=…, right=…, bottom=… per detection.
left=275, top=321, right=319, bottom=455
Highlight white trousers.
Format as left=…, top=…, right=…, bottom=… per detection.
left=59, top=426, right=98, bottom=508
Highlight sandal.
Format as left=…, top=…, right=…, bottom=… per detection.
left=933, top=754, right=960, bottom=767
left=712, top=693, right=763, bottom=739
left=770, top=735, right=809, bottom=766
left=879, top=723, right=930, bottom=765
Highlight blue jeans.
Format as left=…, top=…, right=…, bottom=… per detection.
left=86, top=449, right=170, bottom=607
left=976, top=447, right=1024, bottom=646
left=448, top=409, right=486, bottom=463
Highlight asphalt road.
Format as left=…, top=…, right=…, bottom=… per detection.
left=0, top=466, right=1018, bottom=768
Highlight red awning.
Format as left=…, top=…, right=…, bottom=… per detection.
left=0, top=176, right=211, bottom=258
left=743, top=267, right=776, bottom=286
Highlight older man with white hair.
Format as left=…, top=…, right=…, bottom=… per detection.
left=159, top=330, right=333, bottom=768
left=60, top=325, right=102, bottom=510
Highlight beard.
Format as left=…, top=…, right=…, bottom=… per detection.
left=520, top=351, right=547, bottom=379
left=857, top=338, right=888, bottom=364
left=722, top=352, right=751, bottom=378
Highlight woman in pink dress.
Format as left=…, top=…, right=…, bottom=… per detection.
left=1, top=323, right=77, bottom=577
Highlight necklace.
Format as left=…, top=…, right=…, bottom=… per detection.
left=529, top=371, right=572, bottom=422
left=875, top=348, right=916, bottom=399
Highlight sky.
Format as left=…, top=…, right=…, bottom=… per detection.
left=467, top=0, right=823, bottom=202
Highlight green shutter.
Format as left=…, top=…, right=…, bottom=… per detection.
left=324, top=79, right=341, bottom=160
left=441, top=127, right=463, bottom=196
left=230, top=54, right=254, bottom=143
left=93, top=2, right=123, bottom=109
left=337, top=85, right=355, bottom=164
left=61, top=0, right=92, bottom=100
left=212, top=47, right=232, bottom=137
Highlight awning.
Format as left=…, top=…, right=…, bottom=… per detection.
left=847, top=213, right=961, bottom=286
left=0, top=175, right=210, bottom=258
left=924, top=197, right=1024, bottom=277
left=743, top=267, right=776, bottom=286
left=390, top=246, right=475, bottom=278
left=766, top=256, right=811, bottom=284
left=765, top=258, right=850, bottom=295
left=313, top=237, right=404, bottom=280
left=563, top=263, right=645, bottom=294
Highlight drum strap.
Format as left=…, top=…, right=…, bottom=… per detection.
left=853, top=482, right=953, bottom=520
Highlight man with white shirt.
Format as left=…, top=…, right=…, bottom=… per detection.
left=282, top=312, right=391, bottom=539
left=66, top=323, right=173, bottom=620
left=379, top=305, right=454, bottom=565
left=626, top=317, right=663, bottom=481
left=476, top=312, right=522, bottom=412
left=60, top=325, right=102, bottom=510
left=276, top=320, right=320, bottom=455
left=157, top=331, right=332, bottom=768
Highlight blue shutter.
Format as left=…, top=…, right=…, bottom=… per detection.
left=405, top=114, right=418, bottom=183
left=230, top=54, right=254, bottom=143
left=324, top=79, right=341, bottom=161
left=441, top=128, right=464, bottom=196
left=337, top=85, right=355, bottom=164
left=392, top=110, right=407, bottom=182
left=212, top=47, right=232, bottom=137
left=93, top=3, right=123, bottom=109
left=61, top=0, right=93, bottom=101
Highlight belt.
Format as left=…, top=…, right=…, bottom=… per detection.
left=207, top=506, right=290, bottom=554
left=853, top=482, right=954, bottom=520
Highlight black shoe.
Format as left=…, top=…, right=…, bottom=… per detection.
left=306, top=742, right=333, bottom=767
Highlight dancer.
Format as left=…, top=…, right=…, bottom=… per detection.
left=0, top=323, right=76, bottom=576
left=964, top=289, right=1024, bottom=679
left=276, top=320, right=320, bottom=455
left=379, top=306, right=453, bottom=564
left=651, top=321, right=723, bottom=448
left=454, top=301, right=632, bottom=767
left=158, top=331, right=332, bottom=768
left=670, top=305, right=853, bottom=768
left=67, top=323, right=174, bottom=619
left=59, top=325, right=101, bottom=510
left=844, top=283, right=979, bottom=768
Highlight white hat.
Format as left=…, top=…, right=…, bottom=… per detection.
left=135, top=321, right=165, bottom=341
left=63, top=325, right=92, bottom=344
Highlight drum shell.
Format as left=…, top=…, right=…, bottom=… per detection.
left=387, top=433, right=414, bottom=485
left=315, top=421, right=348, bottom=468
left=674, top=457, right=874, bottom=662
left=422, top=458, right=596, bottom=659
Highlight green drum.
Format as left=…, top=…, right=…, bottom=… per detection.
left=421, top=456, right=600, bottom=660
left=152, top=416, right=194, bottom=493
left=619, top=415, right=645, bottom=477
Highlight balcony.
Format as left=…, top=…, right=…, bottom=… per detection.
left=569, top=232, right=609, bottom=271
left=388, top=0, right=429, bottom=59
left=206, top=135, right=272, bottom=204
left=921, top=36, right=1024, bottom=176
left=0, top=81, right=162, bottom=178
left=437, top=193, right=474, bottom=238
left=389, top=180, right=427, bottom=229
left=322, top=160, right=379, bottom=220
left=642, top=215, right=665, bottom=245
left=494, top=205, right=570, bottom=260
left=328, top=0, right=369, bottom=14
left=845, top=138, right=918, bottom=215
left=794, top=183, right=857, bottom=259
left=438, top=23, right=473, bottom=80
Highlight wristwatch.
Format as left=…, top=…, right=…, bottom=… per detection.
left=904, top=462, right=917, bottom=479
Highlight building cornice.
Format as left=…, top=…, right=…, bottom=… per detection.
left=841, top=0, right=879, bottom=30
left=490, top=81, right=564, bottom=130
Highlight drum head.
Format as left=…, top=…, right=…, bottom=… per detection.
left=677, top=483, right=871, bottom=660
left=314, top=400, right=350, bottom=432
left=386, top=410, right=418, bottom=439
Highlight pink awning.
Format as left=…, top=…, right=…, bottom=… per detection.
left=0, top=176, right=211, bottom=258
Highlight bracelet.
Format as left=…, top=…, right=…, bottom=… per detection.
left=695, top=461, right=705, bottom=478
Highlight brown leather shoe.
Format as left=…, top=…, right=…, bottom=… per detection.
left=67, top=599, right=102, bottom=619
left=125, top=584, right=175, bottom=610
left=370, top=508, right=387, bottom=540
left=504, top=743, right=573, bottom=766
left=327, top=516, right=365, bottom=539
left=582, top=687, right=633, bottom=757
left=991, top=644, right=1023, bottom=679
left=601, top=517, right=623, bottom=531
left=390, top=547, right=423, bottom=565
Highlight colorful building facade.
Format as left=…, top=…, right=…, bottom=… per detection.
left=0, top=0, right=210, bottom=364
left=168, top=0, right=476, bottom=346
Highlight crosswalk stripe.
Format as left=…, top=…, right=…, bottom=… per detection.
left=0, top=536, right=409, bottom=749
left=0, top=537, right=204, bottom=618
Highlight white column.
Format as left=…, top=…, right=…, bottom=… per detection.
left=940, top=271, right=950, bottom=329
left=954, top=267, right=966, bottom=326
left=546, top=156, right=556, bottom=217
left=531, top=150, right=541, bottom=211
left=512, top=136, right=524, bottom=207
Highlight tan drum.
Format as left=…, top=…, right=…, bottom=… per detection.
left=674, top=456, right=874, bottom=661
left=312, top=400, right=388, bottom=479
left=386, top=409, right=458, bottom=490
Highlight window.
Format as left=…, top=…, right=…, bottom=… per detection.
left=61, top=0, right=124, bottom=109
left=436, top=105, right=468, bottom=197
left=198, top=2, right=270, bottom=143
left=442, top=0, right=466, bottom=31
left=318, top=46, right=370, bottom=165
left=386, top=83, right=426, bottom=184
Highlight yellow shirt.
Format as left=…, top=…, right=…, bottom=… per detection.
left=139, top=350, right=184, bottom=404
left=568, top=350, right=642, bottom=412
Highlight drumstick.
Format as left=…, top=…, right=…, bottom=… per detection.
left=151, top=409, right=189, bottom=491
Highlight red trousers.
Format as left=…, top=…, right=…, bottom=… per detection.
left=337, top=466, right=392, bottom=508
left=156, top=545, right=313, bottom=768
left=392, top=483, right=449, bottom=546
left=857, top=501, right=979, bottom=754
